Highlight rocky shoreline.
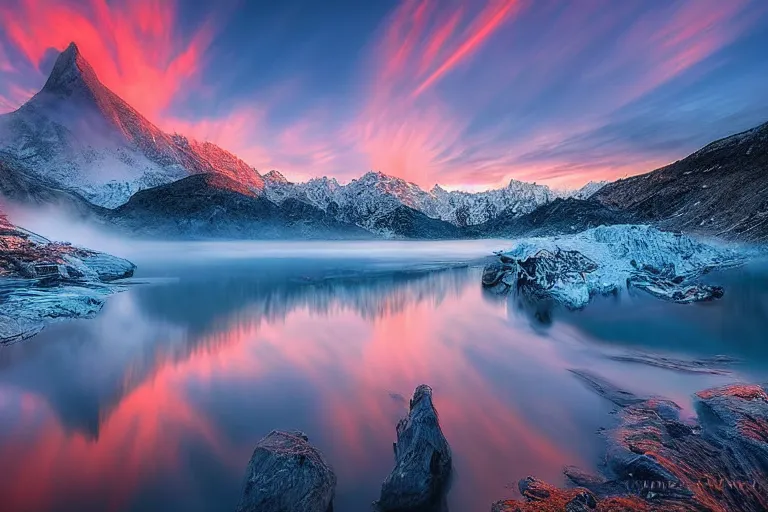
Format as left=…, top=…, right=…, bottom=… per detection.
left=0, top=211, right=135, bottom=343
left=494, top=371, right=768, bottom=511
left=235, top=377, right=768, bottom=512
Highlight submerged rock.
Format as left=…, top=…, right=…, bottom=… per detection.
left=482, top=224, right=741, bottom=310
left=236, top=430, right=336, bottom=512
left=0, top=212, right=135, bottom=343
left=627, top=260, right=724, bottom=303
left=375, top=384, right=452, bottom=512
left=494, top=371, right=768, bottom=511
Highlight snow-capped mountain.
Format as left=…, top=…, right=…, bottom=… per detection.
left=263, top=171, right=556, bottom=229
left=0, top=42, right=264, bottom=208
left=424, top=179, right=555, bottom=226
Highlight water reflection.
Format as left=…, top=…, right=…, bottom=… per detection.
left=0, top=257, right=763, bottom=512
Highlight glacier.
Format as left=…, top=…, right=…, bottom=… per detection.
left=482, top=225, right=744, bottom=309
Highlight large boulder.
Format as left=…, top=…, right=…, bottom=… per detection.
left=236, top=430, right=336, bottom=512
left=493, top=372, right=768, bottom=511
left=375, top=385, right=452, bottom=512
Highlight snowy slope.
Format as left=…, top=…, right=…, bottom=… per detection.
left=567, top=180, right=608, bottom=199
left=0, top=43, right=264, bottom=208
left=263, top=171, right=556, bottom=229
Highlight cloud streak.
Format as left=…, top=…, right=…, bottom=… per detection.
left=0, top=0, right=213, bottom=121
left=0, top=0, right=766, bottom=188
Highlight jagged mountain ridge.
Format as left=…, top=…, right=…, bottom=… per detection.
left=595, top=121, right=768, bottom=242
left=263, top=170, right=562, bottom=228
left=0, top=42, right=264, bottom=208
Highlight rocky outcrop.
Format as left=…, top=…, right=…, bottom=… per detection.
left=375, top=385, right=452, bottom=512
left=493, top=371, right=768, bottom=511
left=0, top=212, right=134, bottom=343
left=236, top=430, right=336, bottom=512
left=482, top=225, right=742, bottom=310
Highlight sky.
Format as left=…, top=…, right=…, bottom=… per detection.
left=0, top=0, right=767, bottom=190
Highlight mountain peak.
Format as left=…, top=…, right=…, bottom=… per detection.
left=42, top=41, right=101, bottom=95
left=264, top=170, right=289, bottom=185
left=430, top=184, right=447, bottom=194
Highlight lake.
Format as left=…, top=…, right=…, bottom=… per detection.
left=1, top=241, right=767, bottom=512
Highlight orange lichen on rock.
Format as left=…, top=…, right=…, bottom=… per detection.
left=696, top=383, right=768, bottom=401
left=495, top=372, right=768, bottom=512
left=492, top=478, right=651, bottom=511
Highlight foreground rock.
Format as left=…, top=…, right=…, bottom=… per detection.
left=482, top=224, right=741, bottom=310
left=236, top=430, right=336, bottom=512
left=375, top=384, right=452, bottom=512
left=0, top=212, right=135, bottom=343
left=493, top=371, right=768, bottom=511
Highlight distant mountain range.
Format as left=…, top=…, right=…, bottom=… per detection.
left=0, top=42, right=765, bottom=242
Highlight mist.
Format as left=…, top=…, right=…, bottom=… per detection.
left=4, top=203, right=509, bottom=267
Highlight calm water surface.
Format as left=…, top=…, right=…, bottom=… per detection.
left=1, top=241, right=767, bottom=512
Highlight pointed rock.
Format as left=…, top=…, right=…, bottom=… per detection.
left=374, top=385, right=452, bottom=512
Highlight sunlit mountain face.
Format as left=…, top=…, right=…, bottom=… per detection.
left=1, top=0, right=767, bottom=190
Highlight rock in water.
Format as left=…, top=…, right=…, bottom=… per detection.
left=236, top=430, right=336, bottom=512
left=482, top=224, right=742, bottom=310
left=375, top=385, right=452, bottom=512
left=493, top=372, right=768, bottom=511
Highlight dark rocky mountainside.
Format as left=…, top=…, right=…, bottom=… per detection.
left=109, top=173, right=462, bottom=240
left=108, top=173, right=371, bottom=239
left=470, top=198, right=632, bottom=238
left=368, top=205, right=461, bottom=239
left=595, top=121, right=768, bottom=242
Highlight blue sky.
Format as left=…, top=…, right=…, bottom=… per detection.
left=1, top=0, right=767, bottom=189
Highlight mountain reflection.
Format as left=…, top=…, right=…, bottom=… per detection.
left=0, top=261, right=608, bottom=512
left=0, top=264, right=470, bottom=435
left=3, top=255, right=763, bottom=512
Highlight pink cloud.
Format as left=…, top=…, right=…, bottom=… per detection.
left=413, top=0, right=521, bottom=97
left=0, top=83, right=38, bottom=114
left=0, top=41, right=13, bottom=73
left=0, top=0, right=762, bottom=189
left=0, top=0, right=213, bottom=120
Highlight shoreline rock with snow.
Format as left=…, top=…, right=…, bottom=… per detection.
left=0, top=212, right=135, bottom=343
left=482, top=224, right=743, bottom=309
